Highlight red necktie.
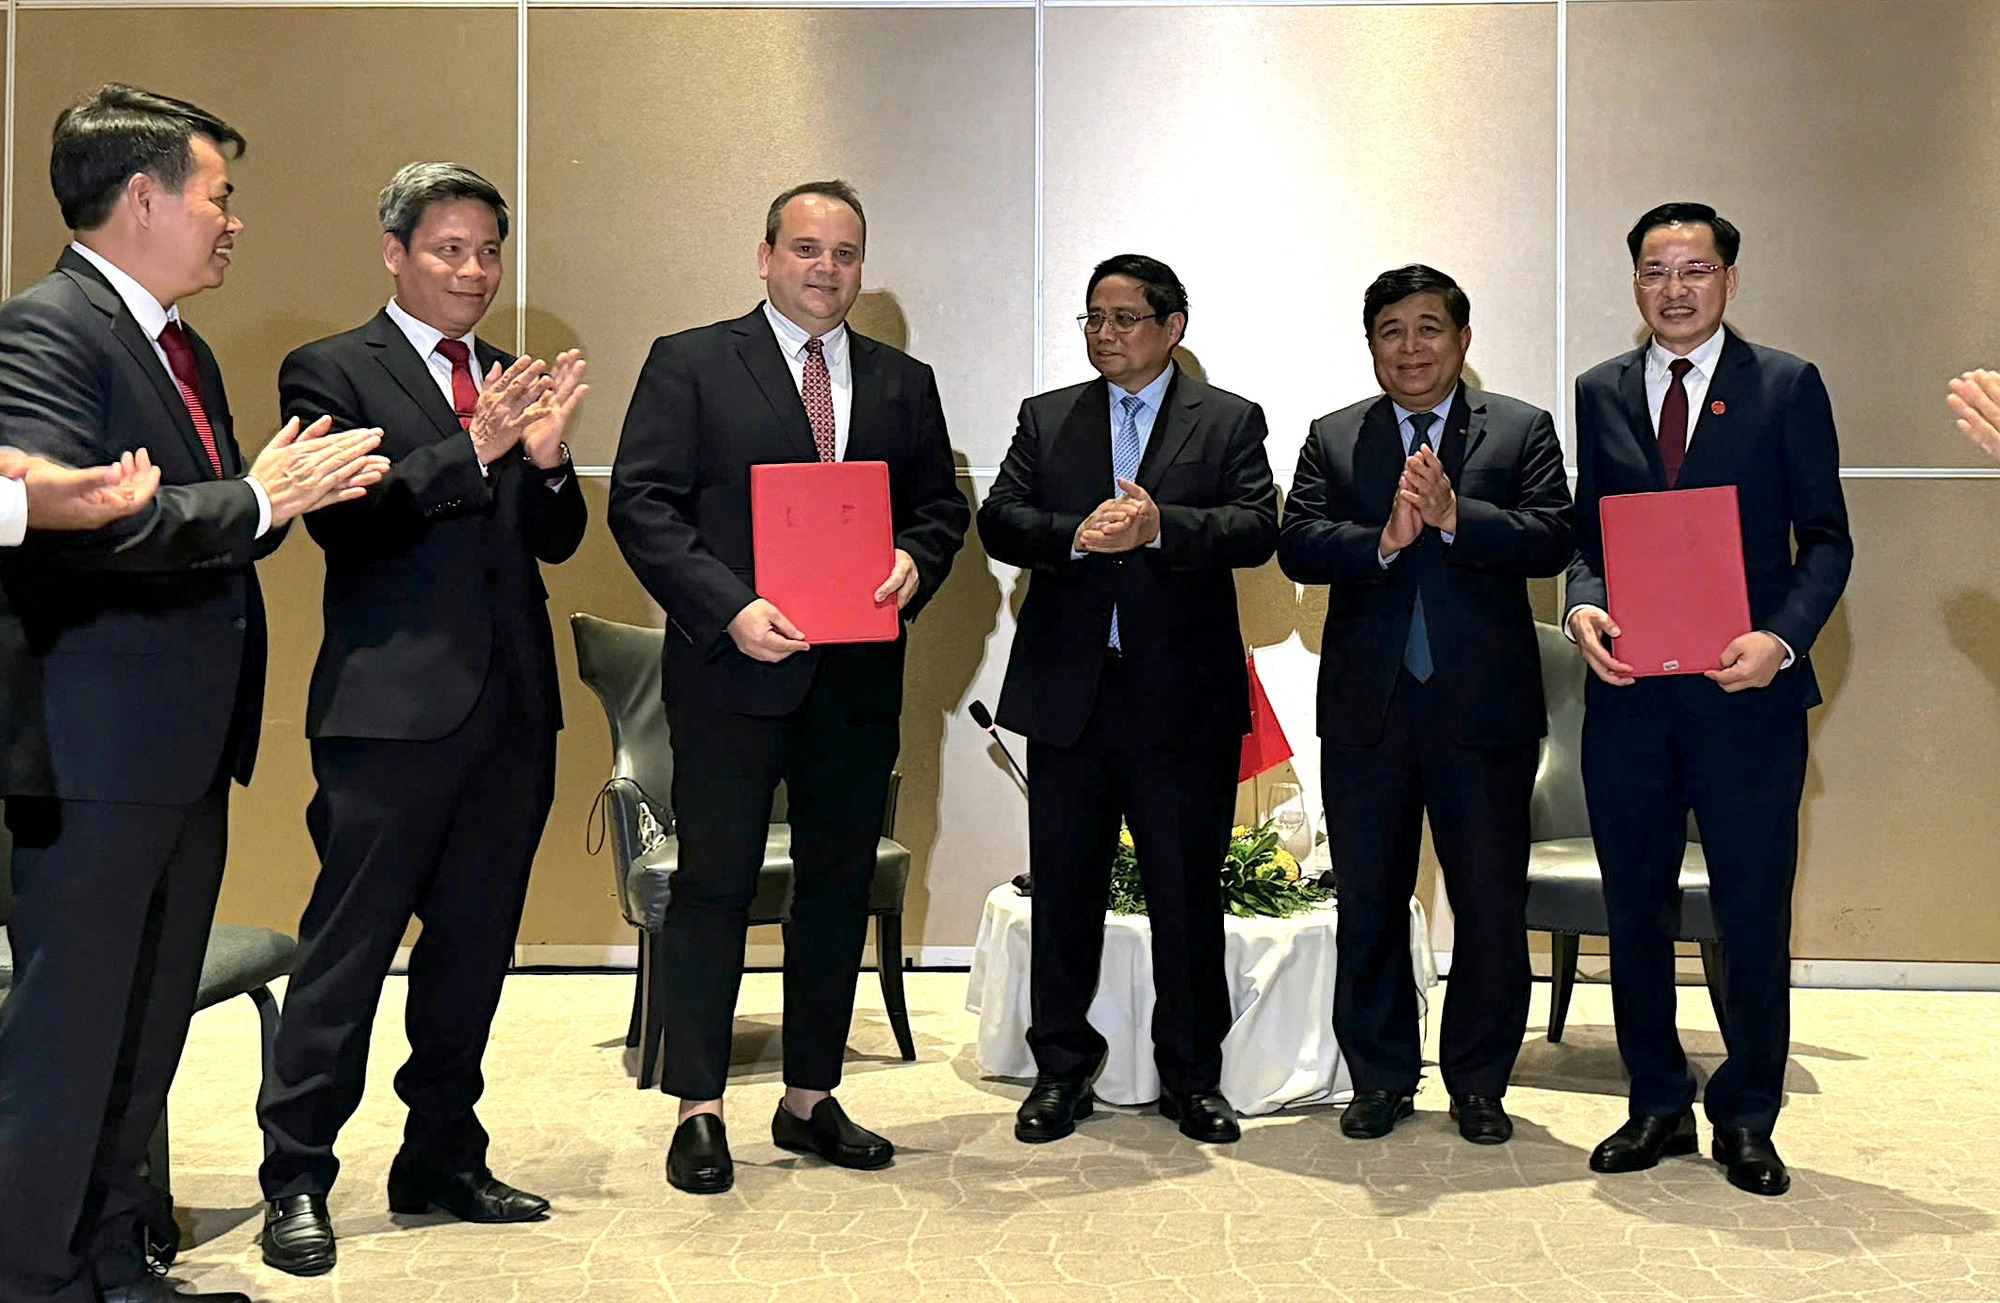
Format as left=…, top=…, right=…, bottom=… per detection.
left=156, top=321, right=224, bottom=478
left=802, top=337, right=837, bottom=462
left=1658, top=356, right=1693, bottom=487
left=434, top=338, right=479, bottom=430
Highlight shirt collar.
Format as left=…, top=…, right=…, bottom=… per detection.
left=1391, top=386, right=1457, bottom=433
left=1648, top=327, right=1727, bottom=382
left=762, top=300, right=848, bottom=365
left=69, top=241, right=177, bottom=341
left=385, top=296, right=475, bottom=362
left=1109, top=361, right=1176, bottom=415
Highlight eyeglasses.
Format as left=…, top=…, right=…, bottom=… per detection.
left=1634, top=262, right=1726, bottom=290
left=1077, top=310, right=1162, bottom=334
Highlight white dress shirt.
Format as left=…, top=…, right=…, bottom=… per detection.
left=69, top=241, right=271, bottom=536
left=1379, top=388, right=1458, bottom=566
left=763, top=301, right=852, bottom=460
left=0, top=475, right=24, bottom=546
left=1567, top=327, right=1792, bottom=666
left=385, top=295, right=480, bottom=409
left=1644, top=326, right=1727, bottom=452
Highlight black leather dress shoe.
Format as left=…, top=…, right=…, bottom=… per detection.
left=260, top=1193, right=335, bottom=1277
left=1712, top=1126, right=1790, bottom=1196
left=772, top=1097, right=895, bottom=1170
left=666, top=1114, right=734, bottom=1194
left=1015, top=1077, right=1094, bottom=1144
left=1588, top=1110, right=1698, bottom=1173
left=100, top=1278, right=251, bottom=1303
left=1449, top=1096, right=1513, bottom=1145
left=1160, top=1091, right=1241, bottom=1144
left=1340, top=1090, right=1415, bottom=1139
left=386, top=1159, right=549, bottom=1222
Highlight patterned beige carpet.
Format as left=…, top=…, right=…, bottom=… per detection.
left=156, top=970, right=2000, bottom=1302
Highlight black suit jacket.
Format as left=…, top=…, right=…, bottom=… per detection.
left=979, top=370, right=1278, bottom=749
left=279, top=310, right=587, bottom=740
left=1278, top=384, right=1573, bottom=748
left=0, top=248, right=281, bottom=804
left=609, top=304, right=969, bottom=722
left=1563, top=330, right=1852, bottom=715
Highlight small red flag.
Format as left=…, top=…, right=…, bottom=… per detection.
left=1239, top=652, right=1293, bottom=783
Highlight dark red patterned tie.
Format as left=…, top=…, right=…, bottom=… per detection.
left=156, top=322, right=224, bottom=477
left=802, top=337, right=836, bottom=462
left=434, top=339, right=479, bottom=430
left=1659, top=356, right=1693, bottom=487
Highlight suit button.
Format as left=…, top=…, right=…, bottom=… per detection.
left=232, top=616, right=247, bottom=631
left=1112, top=558, right=1124, bottom=567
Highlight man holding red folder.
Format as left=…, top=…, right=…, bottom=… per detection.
left=610, top=180, right=967, bottom=1195
left=1565, top=203, right=1851, bottom=1196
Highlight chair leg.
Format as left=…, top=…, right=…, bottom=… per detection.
left=626, top=933, right=647, bottom=1049
left=1547, top=932, right=1580, bottom=1044
left=142, top=1107, right=172, bottom=1202
left=640, top=928, right=670, bottom=1092
left=875, top=913, right=915, bottom=1062
left=1699, top=940, right=1729, bottom=1039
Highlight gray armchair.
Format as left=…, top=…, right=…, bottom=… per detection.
left=570, top=614, right=918, bottom=1092
left=0, top=815, right=294, bottom=1260
left=1525, top=621, right=1727, bottom=1042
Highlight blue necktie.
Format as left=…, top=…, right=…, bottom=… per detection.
left=1402, top=410, right=1439, bottom=682
left=1108, top=394, right=1144, bottom=650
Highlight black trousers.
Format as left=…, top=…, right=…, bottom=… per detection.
left=660, top=652, right=900, bottom=1101
left=1583, top=685, right=1807, bottom=1133
left=258, top=667, right=555, bottom=1198
left=1323, top=671, right=1537, bottom=1100
left=1025, top=657, right=1237, bottom=1098
left=0, top=780, right=230, bottom=1302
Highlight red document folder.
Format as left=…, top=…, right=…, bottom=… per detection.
left=1599, top=486, right=1752, bottom=676
left=751, top=460, right=899, bottom=645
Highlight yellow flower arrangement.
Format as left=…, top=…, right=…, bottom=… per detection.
left=1108, top=820, right=1330, bottom=918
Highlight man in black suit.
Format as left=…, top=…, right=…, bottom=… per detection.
left=1278, top=265, right=1573, bottom=1145
left=610, top=180, right=968, bottom=1194
left=979, top=254, right=1277, bottom=1147
left=0, top=84, right=387, bottom=1303
left=1566, top=203, right=1851, bottom=1197
left=254, top=163, right=588, bottom=1275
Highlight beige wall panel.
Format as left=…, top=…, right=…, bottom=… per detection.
left=1794, top=478, right=2000, bottom=962
left=524, top=8, right=1036, bottom=469
left=1566, top=0, right=2000, bottom=467
left=13, top=8, right=518, bottom=372
left=12, top=9, right=520, bottom=934
left=1043, top=4, right=1558, bottom=482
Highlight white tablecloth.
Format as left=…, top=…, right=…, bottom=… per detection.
left=965, top=884, right=1437, bottom=1115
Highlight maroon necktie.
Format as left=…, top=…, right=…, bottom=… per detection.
left=802, top=337, right=836, bottom=462
left=1658, top=356, right=1693, bottom=487
left=434, top=339, right=479, bottom=430
left=156, top=321, right=224, bottom=478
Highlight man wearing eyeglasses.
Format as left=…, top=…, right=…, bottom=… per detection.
left=979, top=254, right=1277, bottom=1146
left=1565, top=203, right=1851, bottom=1196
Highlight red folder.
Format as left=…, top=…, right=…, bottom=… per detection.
left=1600, top=486, right=1751, bottom=676
left=751, top=460, right=899, bottom=645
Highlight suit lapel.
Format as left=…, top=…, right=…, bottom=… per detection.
left=1438, top=382, right=1477, bottom=482
left=732, top=306, right=818, bottom=462
left=843, top=330, right=886, bottom=463
left=1678, top=329, right=1750, bottom=487
left=1358, top=396, right=1405, bottom=506
left=1058, top=381, right=1114, bottom=502
left=365, top=310, right=464, bottom=440
left=1616, top=347, right=1667, bottom=488
left=1135, top=369, right=1200, bottom=490
left=57, top=250, right=217, bottom=474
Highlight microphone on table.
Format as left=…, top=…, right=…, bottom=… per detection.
left=969, top=699, right=1034, bottom=896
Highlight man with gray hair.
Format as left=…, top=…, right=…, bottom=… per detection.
left=254, top=161, right=589, bottom=1274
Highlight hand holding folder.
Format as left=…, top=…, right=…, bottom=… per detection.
left=749, top=461, right=902, bottom=647
left=1597, top=486, right=1752, bottom=678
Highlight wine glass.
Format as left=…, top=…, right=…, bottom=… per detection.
left=1264, top=780, right=1314, bottom=865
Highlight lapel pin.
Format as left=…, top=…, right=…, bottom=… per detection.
left=1710, top=400, right=1726, bottom=416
